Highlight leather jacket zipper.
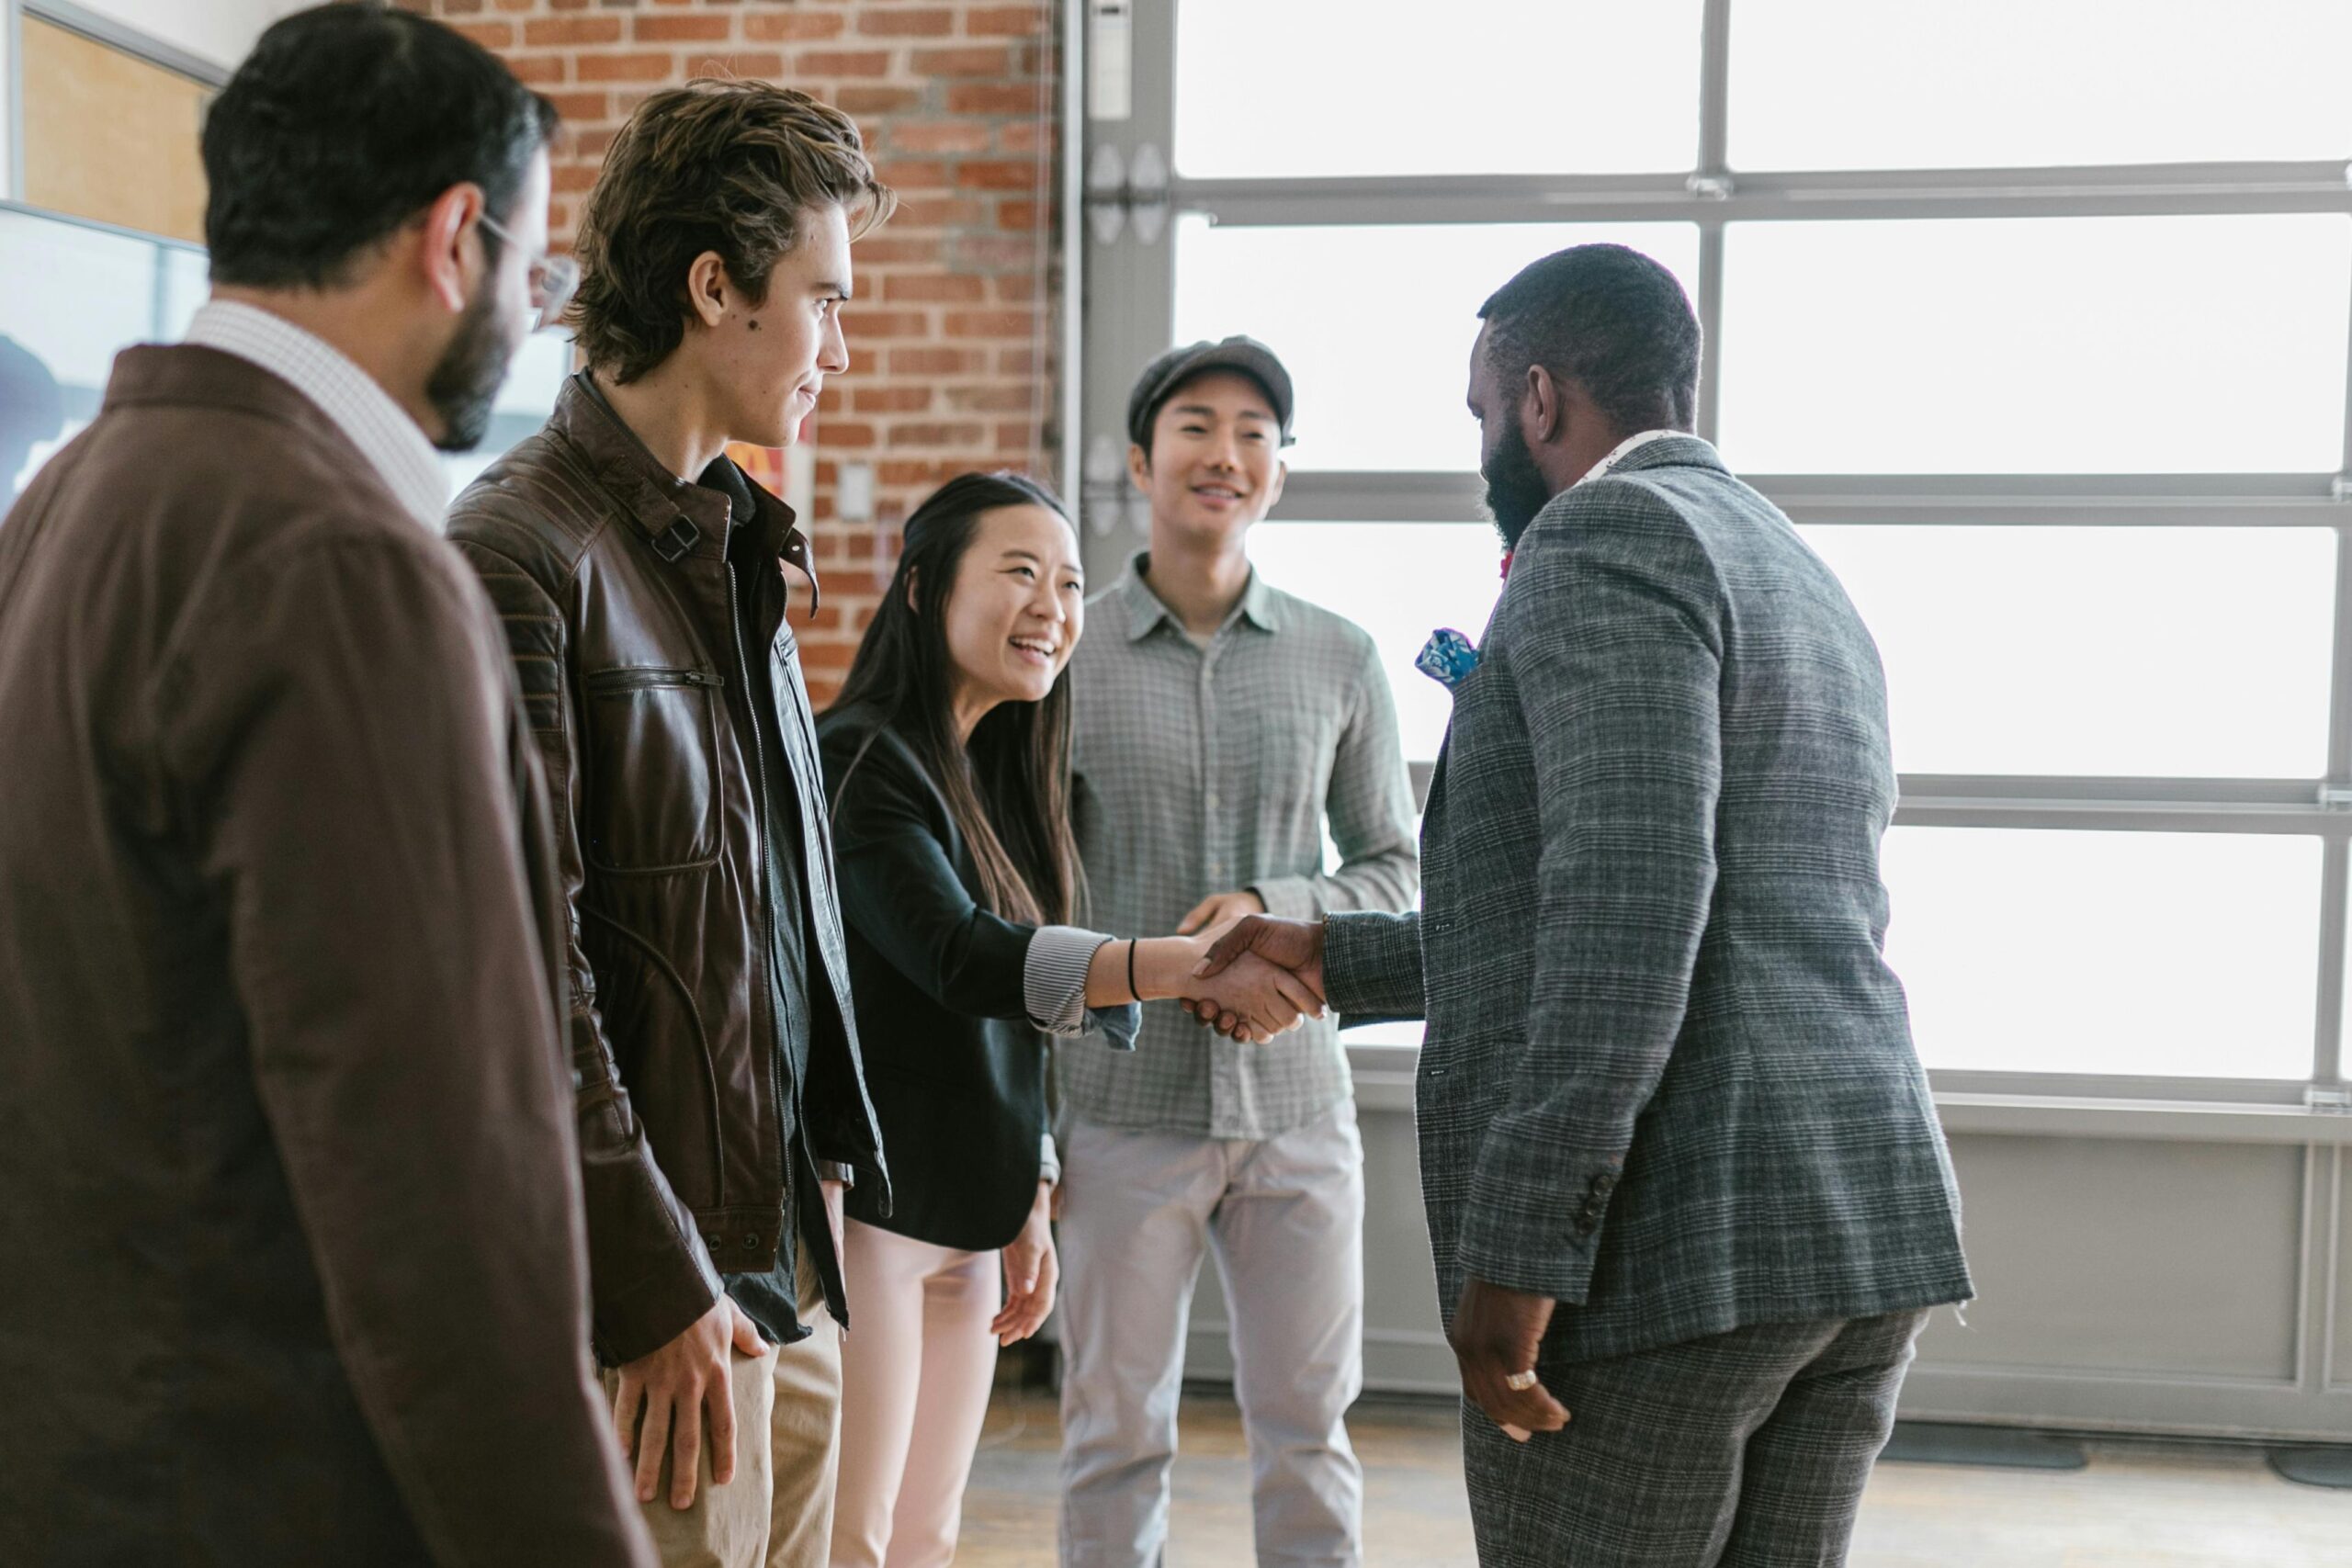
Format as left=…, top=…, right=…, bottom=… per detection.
left=725, top=561, right=797, bottom=1247
left=583, top=667, right=724, bottom=693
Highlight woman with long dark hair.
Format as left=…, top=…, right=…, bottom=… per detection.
left=818, top=472, right=1313, bottom=1568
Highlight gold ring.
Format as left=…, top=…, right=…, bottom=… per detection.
left=1504, top=1370, right=1540, bottom=1392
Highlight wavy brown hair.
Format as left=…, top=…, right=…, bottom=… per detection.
left=569, top=80, right=895, bottom=383
left=831, top=473, right=1082, bottom=927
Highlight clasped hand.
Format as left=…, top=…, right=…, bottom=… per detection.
left=1182, top=914, right=1328, bottom=1043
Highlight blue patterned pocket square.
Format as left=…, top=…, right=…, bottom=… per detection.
left=1416, top=626, right=1480, bottom=690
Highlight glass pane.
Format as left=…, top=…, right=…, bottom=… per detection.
left=1718, top=216, right=2351, bottom=474
left=1883, top=827, right=2321, bottom=1078
left=1175, top=0, right=1703, bottom=178
left=1730, top=0, right=2352, bottom=171
left=1173, top=218, right=1701, bottom=472
left=22, top=16, right=210, bottom=244
left=1802, top=525, right=2336, bottom=778
left=1248, top=521, right=1505, bottom=765
left=0, top=209, right=204, bottom=503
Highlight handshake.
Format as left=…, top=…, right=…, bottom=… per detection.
left=1178, top=914, right=1329, bottom=1044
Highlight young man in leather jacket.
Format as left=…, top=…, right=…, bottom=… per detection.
left=446, top=81, right=895, bottom=1568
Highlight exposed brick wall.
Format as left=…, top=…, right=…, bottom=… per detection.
left=405, top=0, right=1062, bottom=703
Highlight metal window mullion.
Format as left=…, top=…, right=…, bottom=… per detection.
left=21, top=0, right=226, bottom=86
left=1265, top=469, right=2352, bottom=527
left=1179, top=175, right=2352, bottom=231
left=2314, top=840, right=2346, bottom=1084
left=1698, top=0, right=1731, bottom=175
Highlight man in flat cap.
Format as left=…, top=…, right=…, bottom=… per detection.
left=1055, top=338, right=1419, bottom=1568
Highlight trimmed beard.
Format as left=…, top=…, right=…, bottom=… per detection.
left=1482, top=418, right=1553, bottom=551
left=424, top=277, right=524, bottom=453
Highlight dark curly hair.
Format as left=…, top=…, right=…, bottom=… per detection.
left=1477, top=243, right=1701, bottom=434
left=570, top=81, right=896, bottom=384
left=203, top=3, right=555, bottom=288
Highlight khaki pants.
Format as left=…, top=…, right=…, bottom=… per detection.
left=605, top=1250, right=843, bottom=1568
left=1057, top=1102, right=1366, bottom=1568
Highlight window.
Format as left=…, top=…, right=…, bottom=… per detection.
left=18, top=14, right=212, bottom=245
left=1088, top=1, right=2352, bottom=1091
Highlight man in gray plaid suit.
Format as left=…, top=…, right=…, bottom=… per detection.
left=1199, top=244, right=1972, bottom=1565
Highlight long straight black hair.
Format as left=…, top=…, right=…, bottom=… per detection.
left=831, top=471, right=1081, bottom=927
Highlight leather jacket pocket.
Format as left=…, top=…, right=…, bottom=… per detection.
left=581, top=667, right=723, bottom=873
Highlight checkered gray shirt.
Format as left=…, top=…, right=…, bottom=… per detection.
left=1062, top=554, right=1419, bottom=1138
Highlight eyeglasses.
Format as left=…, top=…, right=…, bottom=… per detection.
left=477, top=211, right=579, bottom=333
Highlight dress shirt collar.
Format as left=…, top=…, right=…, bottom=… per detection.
left=1573, top=427, right=1682, bottom=490
left=1117, top=549, right=1284, bottom=642
left=183, top=300, right=447, bottom=532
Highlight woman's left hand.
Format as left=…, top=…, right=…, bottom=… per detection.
left=990, top=1180, right=1058, bottom=1346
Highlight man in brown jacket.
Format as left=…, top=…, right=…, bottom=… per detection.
left=0, top=9, right=650, bottom=1565
left=445, top=82, right=893, bottom=1567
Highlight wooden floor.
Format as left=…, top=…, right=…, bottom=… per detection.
left=956, top=1389, right=2350, bottom=1567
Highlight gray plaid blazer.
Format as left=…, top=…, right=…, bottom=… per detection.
left=1326, top=434, right=1971, bottom=1362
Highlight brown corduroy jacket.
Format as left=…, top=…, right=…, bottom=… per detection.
left=0, top=344, right=651, bottom=1567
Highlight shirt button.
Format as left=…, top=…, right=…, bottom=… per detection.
left=1205, top=793, right=1221, bottom=811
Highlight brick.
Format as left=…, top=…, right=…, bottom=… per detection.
left=835, top=85, right=924, bottom=115
left=910, top=46, right=1015, bottom=77
left=890, top=196, right=989, bottom=229
left=887, top=422, right=986, bottom=447
left=886, top=119, right=993, bottom=155
left=743, top=13, right=846, bottom=41
left=948, top=384, right=1042, bottom=413
left=853, top=385, right=934, bottom=412
left=545, top=90, right=613, bottom=122
left=450, top=20, right=515, bottom=48
left=855, top=236, right=947, bottom=266
left=552, top=162, right=604, bottom=193
left=1001, top=118, right=1052, bottom=153
left=957, top=158, right=1044, bottom=192
left=856, top=7, right=955, bottom=36
left=995, top=198, right=1046, bottom=231
left=693, top=51, right=786, bottom=77
left=576, top=52, right=679, bottom=82
left=840, top=308, right=933, bottom=339
left=634, top=15, right=733, bottom=43
left=947, top=83, right=1042, bottom=115
left=878, top=458, right=955, bottom=486
left=887, top=343, right=983, bottom=372
left=966, top=6, right=1048, bottom=38
left=820, top=422, right=879, bottom=448
left=881, top=273, right=984, bottom=302
left=525, top=16, right=622, bottom=46
left=875, top=160, right=952, bottom=189
left=951, top=233, right=1042, bottom=270
left=509, top=53, right=567, bottom=85
left=795, top=50, right=893, bottom=77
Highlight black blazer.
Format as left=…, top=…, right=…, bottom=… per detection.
left=816, top=705, right=1054, bottom=1252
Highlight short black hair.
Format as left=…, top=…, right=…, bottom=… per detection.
left=1477, top=244, right=1701, bottom=434
left=203, top=3, right=556, bottom=288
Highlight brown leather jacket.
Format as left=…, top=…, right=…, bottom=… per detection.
left=447, top=375, right=888, bottom=1365
left=0, top=346, right=649, bottom=1565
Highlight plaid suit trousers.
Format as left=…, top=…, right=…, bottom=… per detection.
left=1462, top=1310, right=1928, bottom=1567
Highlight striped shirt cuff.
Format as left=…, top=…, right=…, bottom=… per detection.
left=1026, top=926, right=1114, bottom=1035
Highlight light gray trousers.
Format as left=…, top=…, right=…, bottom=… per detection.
left=1055, top=1101, right=1366, bottom=1568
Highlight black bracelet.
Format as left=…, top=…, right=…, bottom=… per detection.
left=1127, top=937, right=1140, bottom=1004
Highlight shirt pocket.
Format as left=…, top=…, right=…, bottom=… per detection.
left=579, top=666, right=724, bottom=873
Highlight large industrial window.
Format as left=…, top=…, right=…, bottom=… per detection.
left=1080, top=0, right=2352, bottom=1098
